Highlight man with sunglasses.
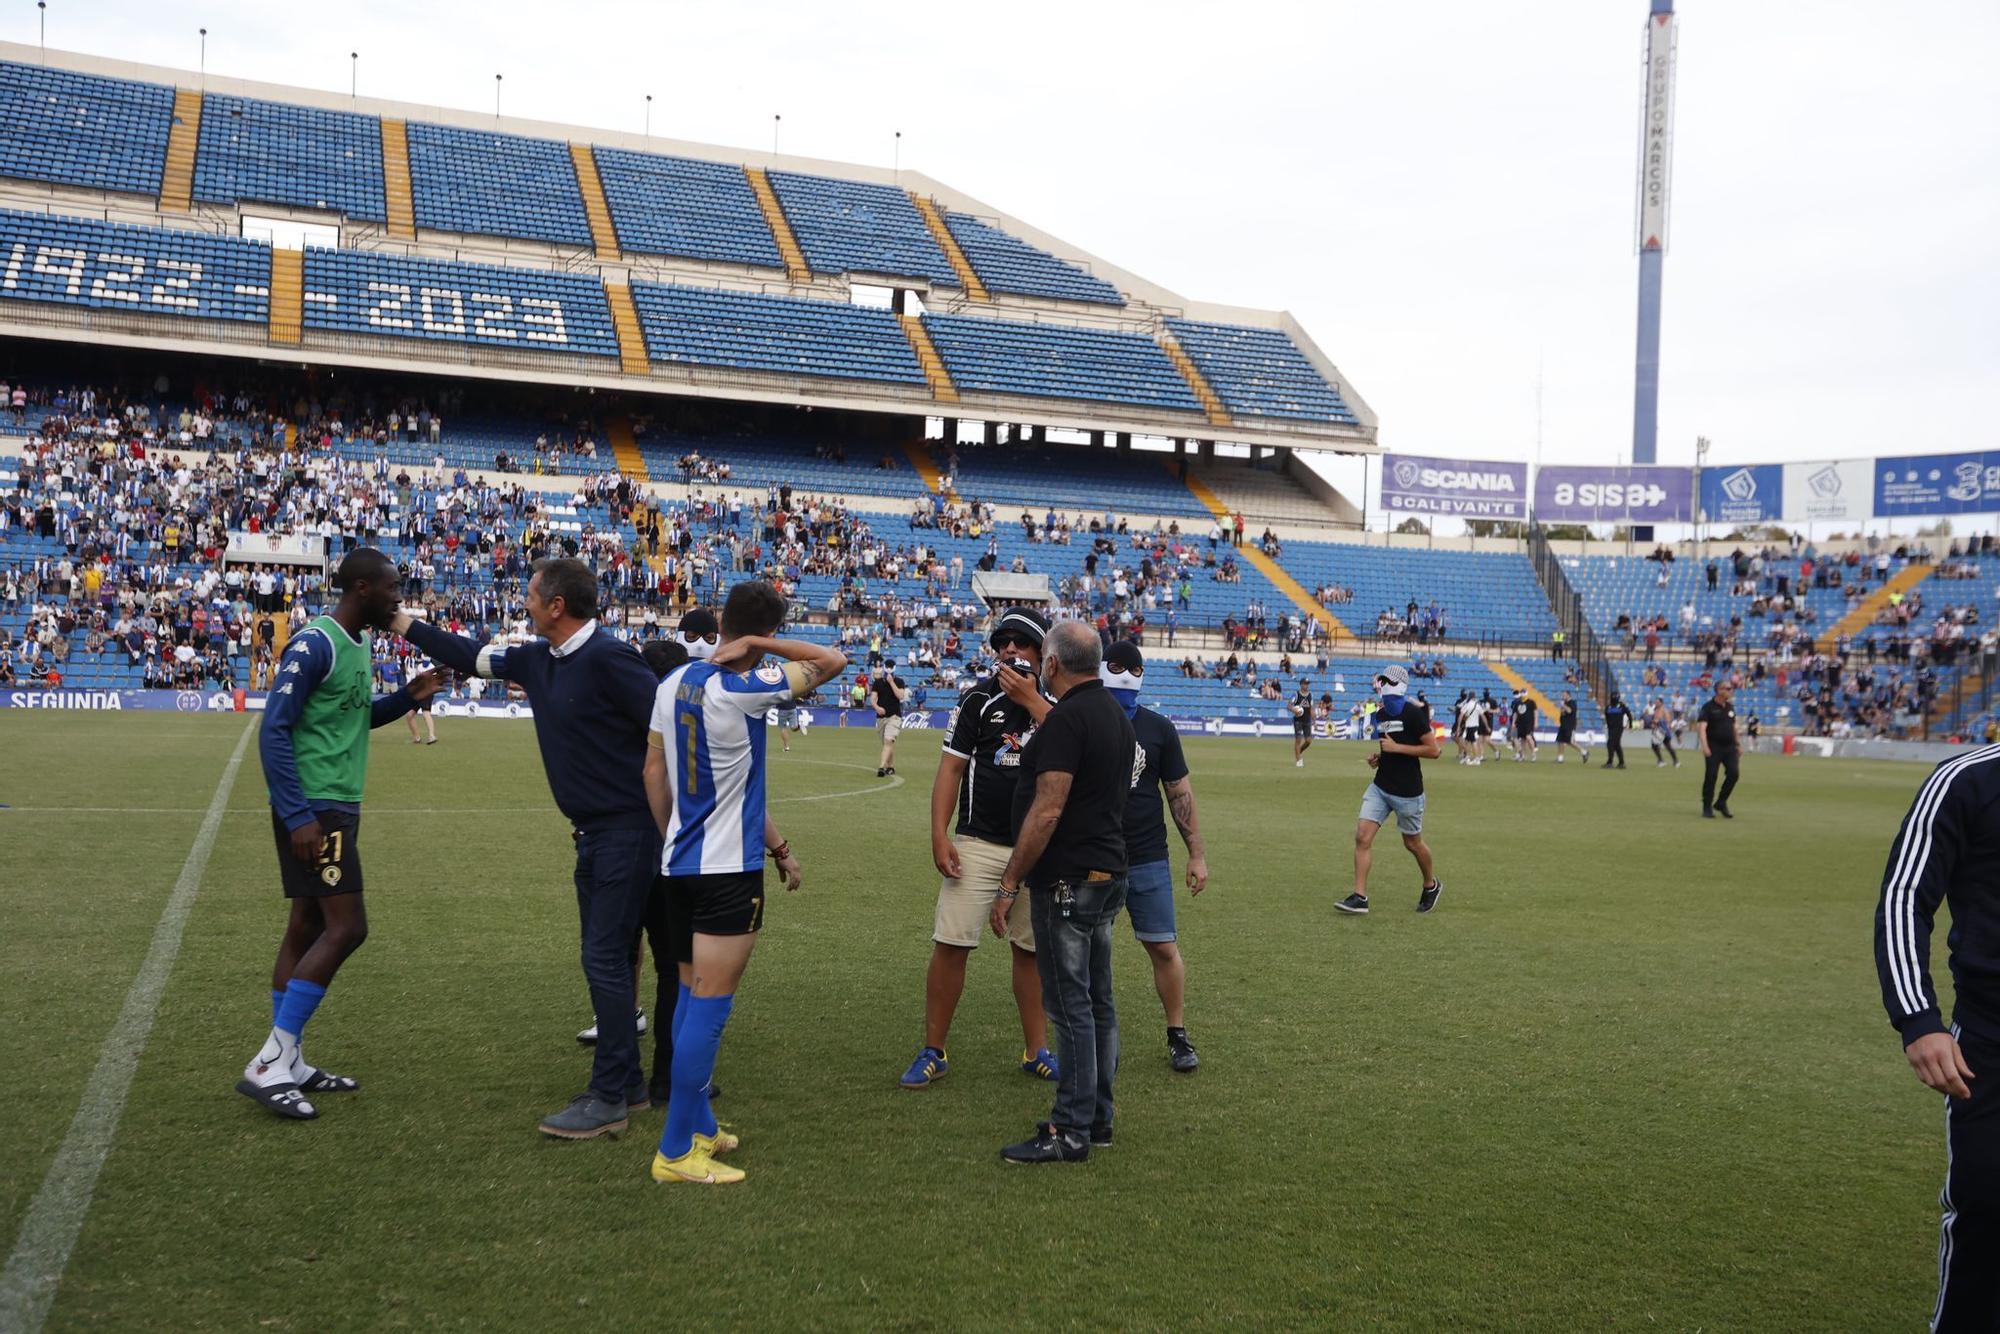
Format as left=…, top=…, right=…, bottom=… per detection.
left=1336, top=665, right=1444, bottom=917
left=899, top=608, right=1060, bottom=1089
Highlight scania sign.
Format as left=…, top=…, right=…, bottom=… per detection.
left=1380, top=454, right=1527, bottom=520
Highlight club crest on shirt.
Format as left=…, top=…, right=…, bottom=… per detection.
left=320, top=864, right=342, bottom=886
left=755, top=665, right=785, bottom=684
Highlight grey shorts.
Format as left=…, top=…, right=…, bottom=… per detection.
left=1358, top=783, right=1426, bottom=835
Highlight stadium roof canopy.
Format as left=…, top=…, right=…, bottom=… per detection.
left=0, top=43, right=1375, bottom=454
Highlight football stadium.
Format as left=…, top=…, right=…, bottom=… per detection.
left=1, top=3, right=1995, bottom=1329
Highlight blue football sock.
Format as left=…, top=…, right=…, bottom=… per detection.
left=271, top=988, right=286, bottom=1026
left=671, top=982, right=691, bottom=1046
left=658, top=993, right=732, bottom=1159
left=274, top=978, right=326, bottom=1039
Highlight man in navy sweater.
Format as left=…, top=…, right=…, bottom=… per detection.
left=394, top=558, right=661, bottom=1141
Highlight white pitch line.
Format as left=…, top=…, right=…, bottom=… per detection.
left=0, top=718, right=257, bottom=1334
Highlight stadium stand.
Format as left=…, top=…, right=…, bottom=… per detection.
left=1280, top=543, right=1557, bottom=644
left=301, top=247, right=618, bottom=358
left=193, top=94, right=386, bottom=221
left=934, top=441, right=1197, bottom=514
left=942, top=213, right=1123, bottom=306
left=0, top=208, right=270, bottom=325
left=628, top=281, right=926, bottom=386
left=405, top=123, right=591, bottom=246
left=593, top=149, right=783, bottom=270
left=1164, top=318, right=1357, bottom=425
left=921, top=314, right=1201, bottom=412
left=766, top=170, right=959, bottom=285
left=0, top=60, right=173, bottom=196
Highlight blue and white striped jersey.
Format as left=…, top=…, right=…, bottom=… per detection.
left=650, top=659, right=809, bottom=876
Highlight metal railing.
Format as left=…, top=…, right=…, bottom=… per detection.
left=1528, top=521, right=1620, bottom=706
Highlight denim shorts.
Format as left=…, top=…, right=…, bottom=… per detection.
left=1358, top=783, right=1426, bottom=834
left=1125, top=858, right=1176, bottom=943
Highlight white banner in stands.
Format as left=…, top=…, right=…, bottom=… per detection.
left=226, top=531, right=326, bottom=566
left=1781, top=458, right=1871, bottom=524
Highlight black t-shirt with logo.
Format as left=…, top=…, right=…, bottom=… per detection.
left=872, top=673, right=903, bottom=718
left=942, top=676, right=1040, bottom=843
left=1698, top=696, right=1739, bottom=752
left=1558, top=700, right=1578, bottom=733
left=1372, top=700, right=1432, bottom=798
left=1512, top=697, right=1537, bottom=732
left=1124, top=706, right=1190, bottom=866
left=1010, top=679, right=1137, bottom=888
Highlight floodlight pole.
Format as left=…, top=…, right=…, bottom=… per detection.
left=1631, top=0, right=1676, bottom=540
left=495, top=73, right=502, bottom=122
left=772, top=114, right=781, bottom=156
left=350, top=52, right=357, bottom=100
left=645, top=94, right=652, bottom=139
left=37, top=3, right=45, bottom=62
left=199, top=28, right=207, bottom=90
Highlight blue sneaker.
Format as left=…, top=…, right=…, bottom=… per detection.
left=1022, top=1047, right=1060, bottom=1081
left=900, top=1046, right=949, bottom=1089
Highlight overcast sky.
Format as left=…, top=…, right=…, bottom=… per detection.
left=24, top=0, right=2000, bottom=486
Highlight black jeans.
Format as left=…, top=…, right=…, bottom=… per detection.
left=572, top=825, right=662, bottom=1102
left=1604, top=729, right=1625, bottom=767
left=1936, top=1024, right=2000, bottom=1330
left=1030, top=877, right=1127, bottom=1134
left=1701, top=750, right=1740, bottom=811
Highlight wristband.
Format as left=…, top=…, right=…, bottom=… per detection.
left=767, top=840, right=792, bottom=861
left=996, top=885, right=1019, bottom=900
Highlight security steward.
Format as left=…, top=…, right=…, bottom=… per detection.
left=1695, top=679, right=1741, bottom=819
left=991, top=620, right=1136, bottom=1164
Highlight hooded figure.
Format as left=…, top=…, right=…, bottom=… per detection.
left=675, top=607, right=719, bottom=661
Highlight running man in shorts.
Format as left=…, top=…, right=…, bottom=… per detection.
left=1335, top=665, right=1443, bottom=916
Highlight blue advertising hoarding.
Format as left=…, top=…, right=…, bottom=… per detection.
left=1873, top=451, right=2000, bottom=517
left=1380, top=454, right=1529, bottom=520
left=1697, top=464, right=1784, bottom=525
left=1533, top=465, right=1694, bottom=523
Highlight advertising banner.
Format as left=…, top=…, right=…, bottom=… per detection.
left=1872, top=451, right=2000, bottom=518
left=227, top=530, right=326, bottom=566
left=1380, top=454, right=1528, bottom=520
left=1533, top=466, right=1693, bottom=523
left=1697, top=464, right=1784, bottom=525
left=1782, top=458, right=1872, bottom=524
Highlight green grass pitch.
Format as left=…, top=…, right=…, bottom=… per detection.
left=0, top=712, right=1955, bottom=1329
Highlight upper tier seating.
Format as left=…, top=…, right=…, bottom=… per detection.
left=936, top=443, right=1195, bottom=514
left=629, top=282, right=925, bottom=386
left=194, top=94, right=385, bottom=221
left=0, top=60, right=172, bottom=196
left=301, top=248, right=617, bottom=358
left=942, top=213, right=1122, bottom=306
left=1164, top=319, right=1356, bottom=425
left=406, top=123, right=590, bottom=247
left=0, top=208, right=269, bottom=325
left=922, top=315, right=1200, bottom=412
left=637, top=430, right=927, bottom=498
left=767, top=171, right=959, bottom=285
left=593, top=149, right=780, bottom=269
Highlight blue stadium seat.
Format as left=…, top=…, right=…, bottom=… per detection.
left=629, top=282, right=925, bottom=385
left=593, top=149, right=780, bottom=269
left=1277, top=543, right=1557, bottom=643
left=194, top=94, right=385, bottom=221
left=922, top=314, right=1200, bottom=411
left=301, top=248, right=617, bottom=358
left=943, top=213, right=1122, bottom=305
left=406, top=123, right=591, bottom=246
left=0, top=60, right=173, bottom=196
left=0, top=207, right=269, bottom=324
left=767, top=171, right=958, bottom=285
left=1164, top=319, right=1356, bottom=424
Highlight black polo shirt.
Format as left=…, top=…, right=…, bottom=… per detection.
left=1010, top=678, right=1136, bottom=889
left=1698, top=696, right=1740, bottom=752
left=942, top=674, right=1042, bottom=844
left=1372, top=699, right=1432, bottom=798
left=872, top=673, right=903, bottom=718
left=1124, top=705, right=1190, bottom=866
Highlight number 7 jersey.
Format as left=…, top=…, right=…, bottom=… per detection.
left=649, top=659, right=809, bottom=876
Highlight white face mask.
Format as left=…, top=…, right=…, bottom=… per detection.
left=680, top=634, right=718, bottom=661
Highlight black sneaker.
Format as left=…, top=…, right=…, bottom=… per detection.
left=1417, top=879, right=1444, bottom=914
left=1167, top=1029, right=1200, bottom=1073
left=1001, top=1122, right=1089, bottom=1164
left=1716, top=804, right=1733, bottom=819
left=1089, top=1121, right=1114, bottom=1148
left=1701, top=808, right=1715, bottom=819
left=1334, top=892, right=1370, bottom=915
